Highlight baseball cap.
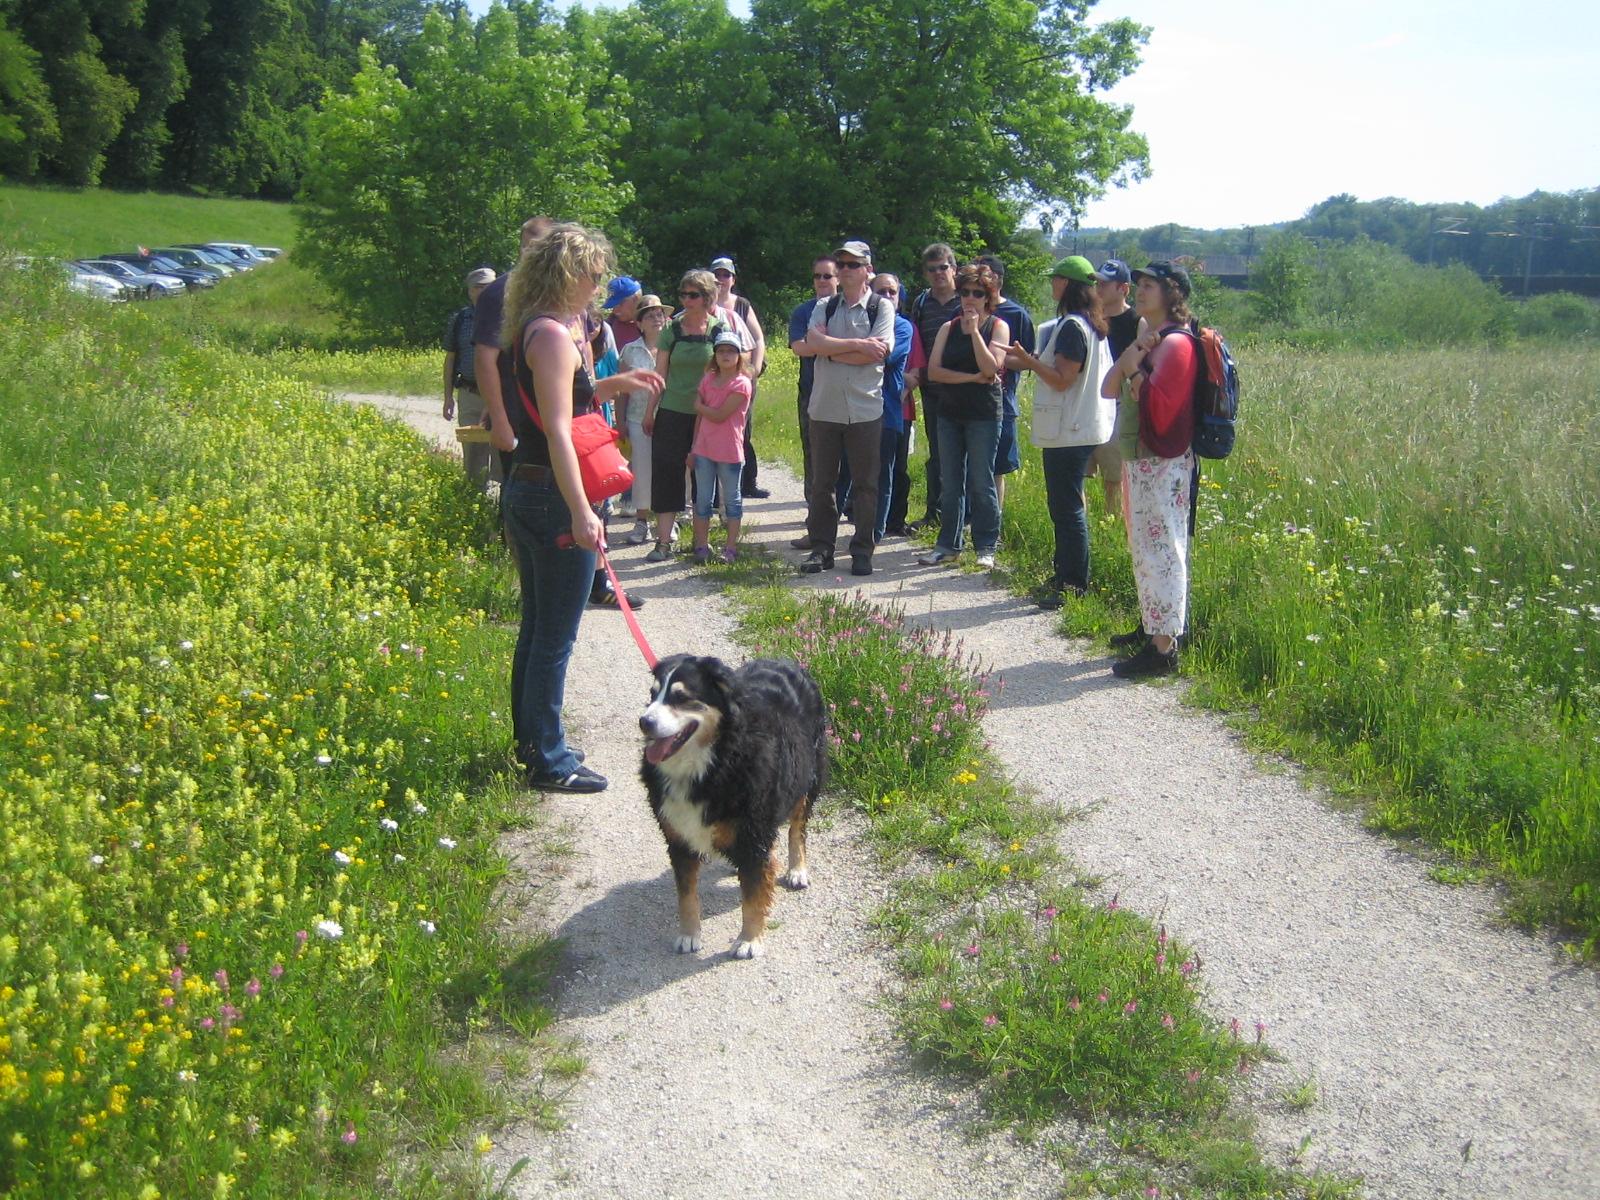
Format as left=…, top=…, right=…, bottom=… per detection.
left=712, top=328, right=743, bottom=349
left=1050, top=255, right=1098, bottom=284
left=1096, top=258, right=1131, bottom=284
left=465, top=267, right=495, bottom=286
left=834, top=240, right=872, bottom=264
left=1130, top=260, right=1192, bottom=298
left=604, top=275, right=641, bottom=309
left=709, top=256, right=736, bottom=274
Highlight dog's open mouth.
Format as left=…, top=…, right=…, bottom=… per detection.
left=644, top=721, right=699, bottom=765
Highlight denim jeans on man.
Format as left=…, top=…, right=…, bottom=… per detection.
left=1041, top=443, right=1097, bottom=591
left=504, top=476, right=595, bottom=778
left=873, top=423, right=901, bottom=541
left=935, top=415, right=1001, bottom=553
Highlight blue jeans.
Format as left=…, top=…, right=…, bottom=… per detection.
left=936, top=415, right=1001, bottom=554
left=503, top=476, right=595, bottom=778
left=1041, top=444, right=1097, bottom=591
left=874, top=424, right=901, bottom=542
left=693, top=457, right=743, bottom=521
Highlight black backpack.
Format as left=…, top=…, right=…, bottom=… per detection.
left=823, top=293, right=883, bottom=328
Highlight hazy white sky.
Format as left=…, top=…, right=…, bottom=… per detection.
left=464, top=0, right=1599, bottom=231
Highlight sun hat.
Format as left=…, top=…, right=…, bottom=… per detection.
left=465, top=267, right=495, bottom=286
left=604, top=275, right=642, bottom=309
left=1096, top=258, right=1131, bottom=284
left=1050, top=255, right=1099, bottom=284
left=1130, top=260, right=1192, bottom=298
left=634, top=292, right=667, bottom=318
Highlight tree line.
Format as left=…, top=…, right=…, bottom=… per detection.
left=1, top=0, right=1151, bottom=341
left=1086, top=187, right=1600, bottom=284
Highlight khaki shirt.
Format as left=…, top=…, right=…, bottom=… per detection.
left=807, top=292, right=895, bottom=424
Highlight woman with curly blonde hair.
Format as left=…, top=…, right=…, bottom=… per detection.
left=494, top=223, right=662, bottom=792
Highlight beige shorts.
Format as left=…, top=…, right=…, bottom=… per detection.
left=1086, top=436, right=1123, bottom=483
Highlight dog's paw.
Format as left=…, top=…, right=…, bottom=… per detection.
left=674, top=933, right=702, bottom=954
left=732, top=938, right=766, bottom=960
left=783, top=868, right=810, bottom=890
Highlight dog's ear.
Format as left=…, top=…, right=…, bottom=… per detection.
left=702, top=657, right=737, bottom=713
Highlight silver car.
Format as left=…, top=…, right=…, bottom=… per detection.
left=78, top=259, right=185, bottom=299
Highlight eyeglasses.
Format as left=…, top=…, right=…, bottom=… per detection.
left=812, top=273, right=836, bottom=281
left=958, top=288, right=988, bottom=299
left=925, top=263, right=954, bottom=274
left=837, top=261, right=868, bottom=271
left=679, top=289, right=704, bottom=299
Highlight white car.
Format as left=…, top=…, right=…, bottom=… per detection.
left=68, top=266, right=127, bottom=302
left=205, top=241, right=274, bottom=265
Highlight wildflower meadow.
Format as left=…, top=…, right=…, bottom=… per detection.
left=0, top=266, right=536, bottom=1197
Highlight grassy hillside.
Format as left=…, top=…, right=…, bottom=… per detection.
left=0, top=182, right=295, bottom=259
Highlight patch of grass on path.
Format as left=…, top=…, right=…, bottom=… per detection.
left=736, top=587, right=1352, bottom=1199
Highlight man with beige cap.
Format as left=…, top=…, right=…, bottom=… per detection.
left=443, top=266, right=497, bottom=485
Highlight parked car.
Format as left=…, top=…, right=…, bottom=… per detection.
left=151, top=247, right=233, bottom=277
left=100, top=253, right=218, bottom=291
left=203, top=241, right=272, bottom=267
left=77, top=258, right=185, bottom=299
left=177, top=243, right=254, bottom=271
left=254, top=246, right=283, bottom=259
left=67, top=264, right=128, bottom=302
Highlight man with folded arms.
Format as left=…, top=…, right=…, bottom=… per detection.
left=800, top=240, right=893, bottom=578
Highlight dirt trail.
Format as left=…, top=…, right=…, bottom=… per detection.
left=360, top=394, right=1600, bottom=1199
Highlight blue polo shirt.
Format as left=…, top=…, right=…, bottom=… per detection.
left=881, top=313, right=912, bottom=432
left=993, top=296, right=1036, bottom=418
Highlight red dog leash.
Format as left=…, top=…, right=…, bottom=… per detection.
left=558, top=532, right=656, bottom=668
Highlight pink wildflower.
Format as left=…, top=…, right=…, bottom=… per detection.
left=295, top=929, right=309, bottom=948
left=964, top=943, right=980, bottom=958
left=245, top=978, right=261, bottom=998
left=1068, top=997, right=1081, bottom=1012
left=1186, top=1069, right=1201, bottom=1084
left=1180, top=960, right=1196, bottom=976
left=1048, top=953, right=1061, bottom=964
left=1155, top=953, right=1167, bottom=970
left=269, top=962, right=284, bottom=979
left=200, top=1017, right=215, bottom=1031
left=1123, top=1000, right=1138, bottom=1015
left=1229, top=1017, right=1242, bottom=1039
left=169, top=967, right=184, bottom=987
left=213, top=969, right=229, bottom=993
left=1255, top=1020, right=1267, bottom=1044
left=175, top=942, right=189, bottom=960
left=983, top=1014, right=999, bottom=1028
left=342, top=1124, right=358, bottom=1145
left=1041, top=906, right=1058, bottom=921
left=938, top=998, right=954, bottom=1011
left=1162, top=1013, right=1176, bottom=1030
left=1097, top=991, right=1109, bottom=1004
left=1105, top=892, right=1120, bottom=913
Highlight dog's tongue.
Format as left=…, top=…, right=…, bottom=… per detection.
left=644, top=736, right=677, bottom=765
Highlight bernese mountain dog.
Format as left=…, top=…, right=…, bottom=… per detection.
left=639, top=654, right=829, bottom=959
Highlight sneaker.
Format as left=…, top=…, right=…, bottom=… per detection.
left=975, top=552, right=996, bottom=569
left=1111, top=641, right=1178, bottom=680
left=721, top=547, right=738, bottom=565
left=1109, top=625, right=1147, bottom=651
left=798, top=550, right=835, bottom=574
left=589, top=586, right=644, bottom=610
left=525, top=764, right=609, bottom=794
left=623, top=521, right=651, bottom=545
left=917, top=548, right=957, bottom=566
left=692, top=545, right=711, bottom=564
left=644, top=542, right=673, bottom=563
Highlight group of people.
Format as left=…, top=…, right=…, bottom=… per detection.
left=456, top=215, right=1205, bottom=795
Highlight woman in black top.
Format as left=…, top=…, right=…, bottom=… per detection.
left=918, top=263, right=1010, bottom=568
left=496, top=224, right=661, bottom=792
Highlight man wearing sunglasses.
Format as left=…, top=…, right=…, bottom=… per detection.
left=801, top=240, right=894, bottom=577
left=903, top=243, right=962, bottom=533
left=788, top=255, right=840, bottom=535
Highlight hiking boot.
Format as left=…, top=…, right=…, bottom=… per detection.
left=1111, top=641, right=1178, bottom=680
left=798, top=550, right=835, bottom=574
left=1109, top=624, right=1147, bottom=652
left=851, top=555, right=873, bottom=577
left=789, top=534, right=813, bottom=549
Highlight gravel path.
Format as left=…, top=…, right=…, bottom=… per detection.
left=357, top=394, right=1600, bottom=1199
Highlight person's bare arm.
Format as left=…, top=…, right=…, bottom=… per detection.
left=442, top=351, right=457, bottom=420
left=478, top=342, right=515, bottom=452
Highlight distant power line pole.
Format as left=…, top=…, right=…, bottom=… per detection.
left=1488, top=221, right=1553, bottom=297
left=1427, top=211, right=1470, bottom=266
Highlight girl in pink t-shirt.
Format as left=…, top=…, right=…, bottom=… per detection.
left=690, top=331, right=754, bottom=563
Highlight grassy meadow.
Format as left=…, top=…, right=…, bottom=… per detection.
left=0, top=182, right=296, bottom=261
left=0, top=262, right=550, bottom=1197
left=761, top=337, right=1600, bottom=951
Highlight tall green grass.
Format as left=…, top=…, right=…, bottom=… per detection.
left=0, top=261, right=538, bottom=1198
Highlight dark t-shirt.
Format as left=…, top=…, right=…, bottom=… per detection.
left=911, top=289, right=962, bottom=408
left=1106, top=305, right=1140, bottom=360
left=472, top=275, right=517, bottom=409
left=444, top=305, right=477, bottom=385
left=789, top=298, right=820, bottom=400
left=993, top=296, right=1035, bottom=417
left=1054, top=316, right=1090, bottom=365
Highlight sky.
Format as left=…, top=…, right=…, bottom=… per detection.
left=464, top=0, right=1600, bottom=232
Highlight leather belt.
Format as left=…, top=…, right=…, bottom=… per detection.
left=509, top=462, right=556, bottom=485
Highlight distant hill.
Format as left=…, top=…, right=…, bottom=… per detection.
left=0, top=184, right=295, bottom=259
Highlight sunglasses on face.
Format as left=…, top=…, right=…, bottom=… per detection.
left=812, top=272, right=836, bottom=281
left=679, top=290, right=704, bottom=299
left=837, top=261, right=867, bottom=271
left=958, top=288, right=987, bottom=299
left=925, top=263, right=954, bottom=274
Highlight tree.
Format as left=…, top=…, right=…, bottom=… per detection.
left=1248, top=233, right=1313, bottom=325
left=297, top=6, right=627, bottom=340
left=0, top=12, right=57, bottom=176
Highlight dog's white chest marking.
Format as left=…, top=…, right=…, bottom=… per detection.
left=657, top=777, right=719, bottom=858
